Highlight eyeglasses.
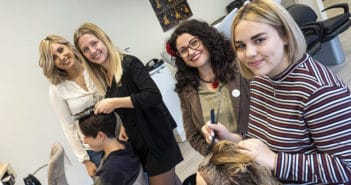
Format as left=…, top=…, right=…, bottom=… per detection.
left=177, top=37, right=201, bottom=58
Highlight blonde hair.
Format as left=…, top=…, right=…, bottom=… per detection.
left=74, top=22, right=123, bottom=96
left=231, top=0, right=306, bottom=78
left=38, top=35, right=85, bottom=85
left=198, top=140, right=281, bottom=185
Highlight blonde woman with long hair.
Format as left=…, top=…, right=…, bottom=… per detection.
left=39, top=35, right=103, bottom=178
left=74, top=23, right=183, bottom=185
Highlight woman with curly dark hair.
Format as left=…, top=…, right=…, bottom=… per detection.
left=167, top=19, right=250, bottom=155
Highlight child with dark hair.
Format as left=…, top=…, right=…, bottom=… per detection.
left=79, top=113, right=147, bottom=185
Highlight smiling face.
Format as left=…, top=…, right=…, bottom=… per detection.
left=234, top=20, right=289, bottom=77
left=175, top=33, right=211, bottom=70
left=77, top=33, right=109, bottom=66
left=51, top=43, right=75, bottom=71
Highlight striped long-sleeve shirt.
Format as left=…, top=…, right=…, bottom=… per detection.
left=248, top=54, right=351, bottom=184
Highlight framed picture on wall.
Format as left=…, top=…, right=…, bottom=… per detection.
left=150, top=0, right=193, bottom=32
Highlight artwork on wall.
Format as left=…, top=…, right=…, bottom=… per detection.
left=150, top=0, right=193, bottom=32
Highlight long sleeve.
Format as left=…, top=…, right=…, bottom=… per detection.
left=123, top=55, right=163, bottom=109
left=248, top=55, right=351, bottom=184
left=49, top=85, right=90, bottom=163
left=179, top=91, right=208, bottom=156
left=275, top=84, right=351, bottom=184
left=111, top=55, right=181, bottom=161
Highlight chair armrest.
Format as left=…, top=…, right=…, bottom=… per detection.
left=322, top=3, right=349, bottom=15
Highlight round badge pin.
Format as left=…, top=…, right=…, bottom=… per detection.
left=232, top=89, right=240, bottom=97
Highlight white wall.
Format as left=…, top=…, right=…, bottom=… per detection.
left=0, top=0, right=232, bottom=184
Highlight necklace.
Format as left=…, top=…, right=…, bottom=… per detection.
left=199, top=77, right=219, bottom=89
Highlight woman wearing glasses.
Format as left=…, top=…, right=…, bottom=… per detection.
left=167, top=19, right=250, bottom=156
left=74, top=22, right=183, bottom=185
left=38, top=35, right=102, bottom=178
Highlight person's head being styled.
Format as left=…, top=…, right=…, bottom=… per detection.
left=38, top=35, right=85, bottom=85
left=231, top=0, right=306, bottom=78
left=74, top=22, right=123, bottom=95
left=197, top=140, right=281, bottom=185
left=167, top=19, right=238, bottom=93
left=78, top=112, right=118, bottom=152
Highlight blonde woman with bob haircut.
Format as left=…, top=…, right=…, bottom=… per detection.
left=233, top=0, right=306, bottom=79
left=74, top=23, right=183, bottom=185
left=39, top=35, right=103, bottom=178
left=202, top=0, right=351, bottom=184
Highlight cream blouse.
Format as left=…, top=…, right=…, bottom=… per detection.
left=49, top=70, right=100, bottom=162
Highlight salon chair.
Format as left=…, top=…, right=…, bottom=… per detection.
left=287, top=3, right=351, bottom=66
left=23, top=142, right=69, bottom=185
left=48, top=142, right=69, bottom=185
left=226, top=0, right=247, bottom=14
left=286, top=4, right=322, bottom=56
left=319, top=3, right=351, bottom=42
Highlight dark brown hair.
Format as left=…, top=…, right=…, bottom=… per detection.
left=168, top=19, right=238, bottom=93
left=79, top=112, right=117, bottom=138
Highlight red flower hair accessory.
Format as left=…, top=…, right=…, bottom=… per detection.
left=166, top=41, right=177, bottom=57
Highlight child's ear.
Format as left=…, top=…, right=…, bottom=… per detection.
left=97, top=131, right=105, bottom=139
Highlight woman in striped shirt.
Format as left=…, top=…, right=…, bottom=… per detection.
left=202, top=0, right=351, bottom=184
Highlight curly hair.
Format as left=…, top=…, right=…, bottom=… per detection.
left=168, top=19, right=237, bottom=93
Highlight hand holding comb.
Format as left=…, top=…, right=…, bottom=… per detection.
left=206, top=108, right=219, bottom=154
